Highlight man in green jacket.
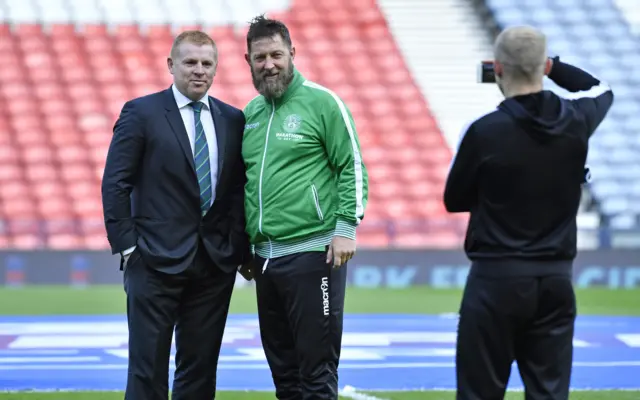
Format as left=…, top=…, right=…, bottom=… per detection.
left=240, top=14, right=369, bottom=400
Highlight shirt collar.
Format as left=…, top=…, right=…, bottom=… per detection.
left=171, top=84, right=209, bottom=110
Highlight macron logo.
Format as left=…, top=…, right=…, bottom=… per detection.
left=321, top=277, right=329, bottom=316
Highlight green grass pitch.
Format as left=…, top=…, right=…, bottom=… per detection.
left=0, top=285, right=638, bottom=399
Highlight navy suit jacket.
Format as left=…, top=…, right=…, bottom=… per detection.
left=101, top=87, right=251, bottom=274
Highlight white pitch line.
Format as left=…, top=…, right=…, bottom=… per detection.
left=340, top=385, right=388, bottom=400
left=0, top=350, right=79, bottom=355
left=2, top=387, right=640, bottom=394
left=364, top=387, right=640, bottom=392
left=0, top=356, right=100, bottom=363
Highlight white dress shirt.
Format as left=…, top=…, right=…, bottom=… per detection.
left=171, top=83, right=219, bottom=203
left=122, top=85, right=219, bottom=259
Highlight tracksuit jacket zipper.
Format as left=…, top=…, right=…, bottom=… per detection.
left=259, top=100, right=275, bottom=273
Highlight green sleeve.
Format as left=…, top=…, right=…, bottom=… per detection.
left=321, top=95, right=369, bottom=240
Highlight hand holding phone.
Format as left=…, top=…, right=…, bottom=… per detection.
left=477, top=58, right=553, bottom=83
left=478, top=61, right=496, bottom=84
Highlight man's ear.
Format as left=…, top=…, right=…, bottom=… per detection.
left=544, top=57, right=553, bottom=75
left=167, top=57, right=174, bottom=75
left=291, top=46, right=296, bottom=60
left=244, top=53, right=251, bottom=65
left=493, top=60, right=503, bottom=77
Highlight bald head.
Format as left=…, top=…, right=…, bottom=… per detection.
left=494, top=26, right=547, bottom=84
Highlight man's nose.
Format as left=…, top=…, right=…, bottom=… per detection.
left=264, top=58, right=276, bottom=70
left=194, top=64, right=205, bottom=74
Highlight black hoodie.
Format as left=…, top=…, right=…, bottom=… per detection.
left=443, top=57, right=614, bottom=277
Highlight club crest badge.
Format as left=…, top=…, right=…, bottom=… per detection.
left=282, top=114, right=302, bottom=133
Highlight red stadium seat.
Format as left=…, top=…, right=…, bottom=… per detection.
left=24, top=163, right=59, bottom=182
left=0, top=165, right=23, bottom=182
left=48, top=234, right=83, bottom=249
left=0, top=146, right=20, bottom=164
left=50, top=24, right=77, bottom=38
left=40, top=196, right=74, bottom=216
left=44, top=219, right=78, bottom=235
left=84, top=234, right=110, bottom=250
left=21, top=145, right=56, bottom=165
left=32, top=181, right=66, bottom=200
left=0, top=0, right=462, bottom=250
left=12, top=234, right=44, bottom=250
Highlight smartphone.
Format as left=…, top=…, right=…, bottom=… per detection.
left=478, top=61, right=496, bottom=83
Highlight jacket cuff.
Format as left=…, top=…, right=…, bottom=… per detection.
left=110, top=231, right=138, bottom=255
left=121, top=246, right=136, bottom=257
left=334, top=219, right=357, bottom=240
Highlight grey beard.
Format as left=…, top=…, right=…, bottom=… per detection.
left=252, top=68, right=294, bottom=99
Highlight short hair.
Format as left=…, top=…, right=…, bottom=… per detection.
left=246, top=14, right=292, bottom=53
left=494, top=26, right=547, bottom=83
left=170, top=30, right=217, bottom=60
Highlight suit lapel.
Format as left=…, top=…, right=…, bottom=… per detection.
left=164, top=89, right=196, bottom=175
left=162, top=89, right=229, bottom=219
left=209, top=97, right=227, bottom=181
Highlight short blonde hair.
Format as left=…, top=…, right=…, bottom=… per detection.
left=494, top=26, right=547, bottom=83
left=170, top=30, right=218, bottom=60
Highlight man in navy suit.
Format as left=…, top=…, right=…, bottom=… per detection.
left=101, top=30, right=252, bottom=400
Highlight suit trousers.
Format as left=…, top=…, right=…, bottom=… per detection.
left=456, top=271, right=577, bottom=400
left=123, top=241, right=236, bottom=400
left=253, top=251, right=348, bottom=400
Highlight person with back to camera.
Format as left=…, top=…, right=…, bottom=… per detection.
left=444, top=25, right=614, bottom=400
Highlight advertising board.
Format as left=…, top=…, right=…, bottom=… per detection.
left=1, top=250, right=639, bottom=288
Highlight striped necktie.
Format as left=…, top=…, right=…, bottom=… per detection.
left=189, top=102, right=212, bottom=216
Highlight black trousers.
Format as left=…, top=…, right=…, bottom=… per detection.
left=456, top=272, right=577, bottom=400
left=123, top=243, right=236, bottom=400
left=253, top=251, right=348, bottom=400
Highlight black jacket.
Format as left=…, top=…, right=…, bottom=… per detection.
left=443, top=57, right=614, bottom=277
left=101, top=88, right=252, bottom=274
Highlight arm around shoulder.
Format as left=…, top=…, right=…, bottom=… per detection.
left=101, top=100, right=145, bottom=255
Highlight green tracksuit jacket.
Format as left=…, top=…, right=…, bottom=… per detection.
left=242, top=68, right=369, bottom=259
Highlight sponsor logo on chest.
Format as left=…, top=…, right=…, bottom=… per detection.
left=276, top=114, right=304, bottom=141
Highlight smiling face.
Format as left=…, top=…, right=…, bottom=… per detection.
left=168, top=40, right=218, bottom=102
left=245, top=34, right=295, bottom=99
